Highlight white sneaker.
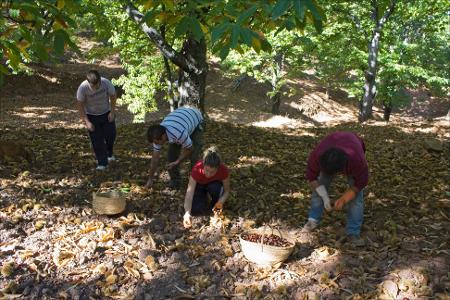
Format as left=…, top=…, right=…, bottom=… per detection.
left=301, top=218, right=318, bottom=233
left=96, top=165, right=106, bottom=171
left=107, top=156, right=116, bottom=162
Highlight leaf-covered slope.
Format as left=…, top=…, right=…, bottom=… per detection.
left=0, top=120, right=448, bottom=299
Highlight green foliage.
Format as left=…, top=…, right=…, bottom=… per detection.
left=76, top=0, right=325, bottom=117
left=135, top=0, right=324, bottom=60
left=113, top=59, right=164, bottom=123
left=376, top=0, right=449, bottom=106
left=297, top=0, right=449, bottom=109
left=81, top=0, right=167, bottom=122
left=223, top=29, right=309, bottom=105
left=0, top=0, right=80, bottom=76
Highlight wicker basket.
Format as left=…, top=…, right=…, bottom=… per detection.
left=92, top=190, right=126, bottom=215
left=239, top=226, right=295, bottom=266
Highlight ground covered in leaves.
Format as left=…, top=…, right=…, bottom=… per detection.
left=0, top=119, right=449, bottom=299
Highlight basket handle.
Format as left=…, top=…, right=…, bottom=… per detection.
left=260, top=225, right=267, bottom=251
left=259, top=224, right=285, bottom=250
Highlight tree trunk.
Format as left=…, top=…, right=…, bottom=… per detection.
left=164, top=57, right=178, bottom=112
left=270, top=52, right=284, bottom=115
left=177, top=37, right=208, bottom=113
left=126, top=4, right=208, bottom=113
left=383, top=101, right=392, bottom=122
left=359, top=0, right=396, bottom=122
left=160, top=25, right=177, bottom=112
left=271, top=92, right=281, bottom=115
left=359, top=30, right=380, bottom=121
left=0, top=73, right=4, bottom=122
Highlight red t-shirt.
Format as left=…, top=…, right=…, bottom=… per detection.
left=191, top=160, right=230, bottom=185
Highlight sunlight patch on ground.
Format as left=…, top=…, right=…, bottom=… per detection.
left=10, top=106, right=77, bottom=119
left=39, top=74, right=60, bottom=84
left=252, top=115, right=307, bottom=129
left=234, top=155, right=275, bottom=168
left=288, top=101, right=304, bottom=111
left=313, top=112, right=334, bottom=122
left=10, top=111, right=49, bottom=119
left=20, top=106, right=70, bottom=112
left=366, top=118, right=450, bottom=138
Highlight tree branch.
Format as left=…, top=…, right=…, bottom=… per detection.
left=3, top=14, right=36, bottom=25
left=333, top=6, right=368, bottom=36
left=377, top=0, right=396, bottom=30
left=371, top=0, right=378, bottom=22
left=125, top=3, right=195, bottom=73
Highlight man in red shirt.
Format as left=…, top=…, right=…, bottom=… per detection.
left=302, top=132, right=369, bottom=244
left=183, top=147, right=231, bottom=228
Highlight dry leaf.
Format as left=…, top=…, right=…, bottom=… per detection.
left=93, top=263, right=107, bottom=274
left=99, top=228, right=115, bottom=243
left=186, top=274, right=210, bottom=290
left=18, top=250, right=35, bottom=260
left=124, top=259, right=140, bottom=278
left=1, top=262, right=15, bottom=277
left=224, top=247, right=233, bottom=257
left=35, top=220, right=46, bottom=230
left=105, top=274, right=117, bottom=285
left=144, top=256, right=158, bottom=271
left=53, top=249, right=75, bottom=268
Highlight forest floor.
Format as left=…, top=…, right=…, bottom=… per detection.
left=0, top=37, right=449, bottom=300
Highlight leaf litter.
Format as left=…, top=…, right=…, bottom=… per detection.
left=0, top=119, right=449, bottom=299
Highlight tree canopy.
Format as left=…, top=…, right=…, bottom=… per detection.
left=0, top=0, right=80, bottom=84
left=1, top=0, right=447, bottom=121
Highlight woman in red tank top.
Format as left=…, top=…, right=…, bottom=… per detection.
left=183, top=146, right=231, bottom=228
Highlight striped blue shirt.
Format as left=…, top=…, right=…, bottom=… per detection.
left=153, top=107, right=203, bottom=152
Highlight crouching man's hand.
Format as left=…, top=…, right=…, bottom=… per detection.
left=315, top=185, right=332, bottom=211
left=166, top=161, right=179, bottom=170
left=334, top=188, right=357, bottom=211
left=183, top=212, right=192, bottom=228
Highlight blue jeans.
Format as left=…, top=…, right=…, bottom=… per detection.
left=308, top=173, right=364, bottom=236
left=191, top=181, right=223, bottom=216
left=87, top=112, right=116, bottom=166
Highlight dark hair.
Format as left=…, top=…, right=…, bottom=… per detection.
left=203, top=146, right=221, bottom=168
left=319, top=148, right=348, bottom=175
left=147, top=125, right=166, bottom=143
left=86, top=70, right=101, bottom=85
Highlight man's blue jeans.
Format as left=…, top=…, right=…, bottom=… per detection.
left=308, top=173, right=364, bottom=236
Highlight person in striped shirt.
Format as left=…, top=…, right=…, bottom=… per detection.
left=146, top=107, right=204, bottom=189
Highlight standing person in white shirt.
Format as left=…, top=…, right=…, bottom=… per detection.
left=76, top=70, right=117, bottom=170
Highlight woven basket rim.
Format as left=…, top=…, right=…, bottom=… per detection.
left=94, top=190, right=125, bottom=198
left=239, top=228, right=295, bottom=250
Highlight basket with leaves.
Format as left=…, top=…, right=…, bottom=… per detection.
left=92, top=190, right=126, bottom=215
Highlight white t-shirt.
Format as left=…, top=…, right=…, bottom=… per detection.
left=76, top=77, right=115, bottom=115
